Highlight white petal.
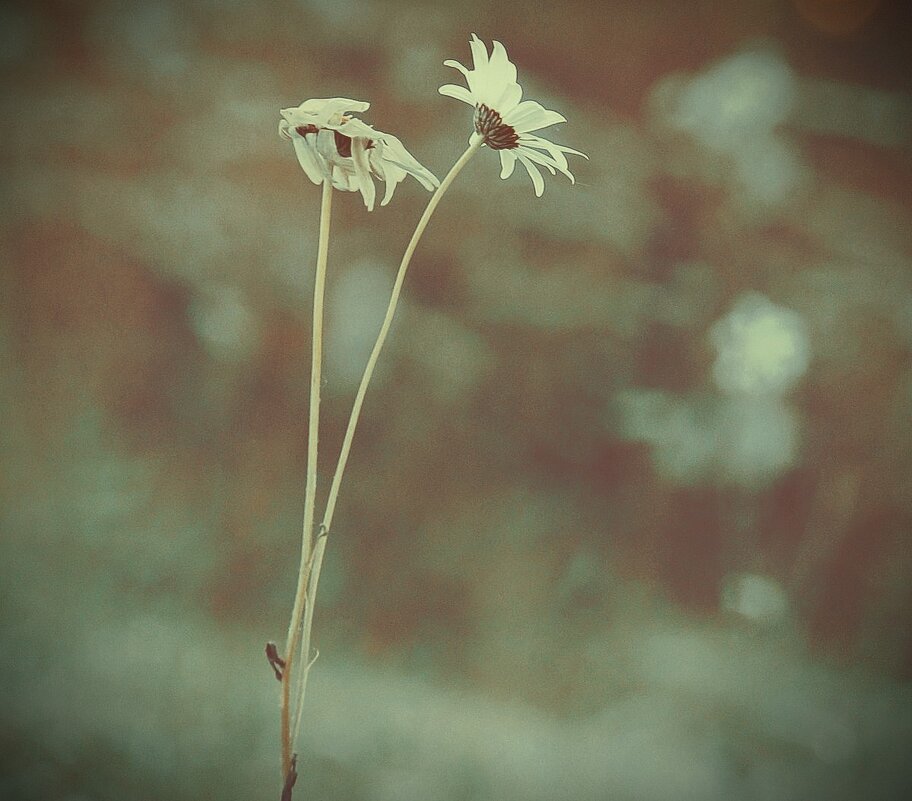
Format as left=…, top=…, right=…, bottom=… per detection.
left=374, top=133, right=438, bottom=191
left=438, top=84, right=476, bottom=106
left=516, top=152, right=545, bottom=197
left=314, top=128, right=338, bottom=163
left=331, top=117, right=376, bottom=139
left=445, top=36, right=520, bottom=111
left=298, top=97, right=370, bottom=118
left=291, top=136, right=325, bottom=185
left=466, top=69, right=492, bottom=107
left=517, top=137, right=566, bottom=172
left=381, top=178, right=399, bottom=206
left=493, top=81, right=522, bottom=115
left=465, top=35, right=495, bottom=103
left=518, top=147, right=557, bottom=175
left=282, top=97, right=370, bottom=129
left=351, top=137, right=376, bottom=211
left=504, top=100, right=566, bottom=133
left=518, top=134, right=585, bottom=184
left=520, top=134, right=588, bottom=165
left=489, top=41, right=518, bottom=86
left=443, top=59, right=471, bottom=79
left=499, top=148, right=517, bottom=179
left=330, top=164, right=354, bottom=192
left=469, top=33, right=489, bottom=71
left=379, top=165, right=406, bottom=206
left=517, top=145, right=574, bottom=182
left=519, top=138, right=570, bottom=174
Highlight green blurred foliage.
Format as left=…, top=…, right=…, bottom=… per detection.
left=2, top=0, right=912, bottom=799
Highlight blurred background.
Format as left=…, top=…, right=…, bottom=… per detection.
left=2, top=0, right=912, bottom=799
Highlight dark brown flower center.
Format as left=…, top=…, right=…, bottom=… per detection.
left=474, top=104, right=519, bottom=150
left=333, top=129, right=373, bottom=158
left=334, top=129, right=353, bottom=158
left=293, top=124, right=374, bottom=158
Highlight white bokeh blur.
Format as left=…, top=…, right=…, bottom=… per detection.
left=710, top=292, right=811, bottom=398
left=660, top=48, right=810, bottom=208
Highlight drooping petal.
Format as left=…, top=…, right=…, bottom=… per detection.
left=330, top=164, right=354, bottom=192
left=438, top=84, right=476, bottom=106
left=516, top=152, right=545, bottom=196
left=499, top=148, right=517, bottom=179
left=518, top=147, right=557, bottom=175
left=331, top=116, right=377, bottom=139
left=375, top=132, right=439, bottom=191
left=520, top=134, right=588, bottom=168
left=518, top=136, right=566, bottom=171
left=281, top=97, right=371, bottom=131
left=517, top=145, right=574, bottom=181
left=313, top=128, right=337, bottom=163
left=378, top=163, right=407, bottom=206
left=351, top=137, right=376, bottom=211
left=291, top=136, right=326, bottom=184
left=295, top=97, right=370, bottom=120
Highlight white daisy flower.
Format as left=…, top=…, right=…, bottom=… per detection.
left=279, top=97, right=439, bottom=210
left=438, top=34, right=586, bottom=196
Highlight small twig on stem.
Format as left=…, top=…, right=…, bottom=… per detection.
left=281, top=754, right=298, bottom=801
left=265, top=642, right=285, bottom=681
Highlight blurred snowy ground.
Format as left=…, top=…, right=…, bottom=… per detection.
left=2, top=1, right=912, bottom=799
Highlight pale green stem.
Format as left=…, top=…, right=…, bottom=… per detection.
left=290, top=136, right=484, bottom=748
left=281, top=178, right=333, bottom=779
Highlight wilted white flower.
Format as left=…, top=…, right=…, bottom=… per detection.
left=439, top=34, right=586, bottom=196
left=279, top=97, right=438, bottom=210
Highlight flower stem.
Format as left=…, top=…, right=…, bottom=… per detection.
left=290, top=136, right=483, bottom=748
left=281, top=178, right=333, bottom=779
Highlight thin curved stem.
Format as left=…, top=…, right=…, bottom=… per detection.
left=290, top=136, right=483, bottom=747
left=326, top=136, right=482, bottom=535
left=281, top=178, right=333, bottom=779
